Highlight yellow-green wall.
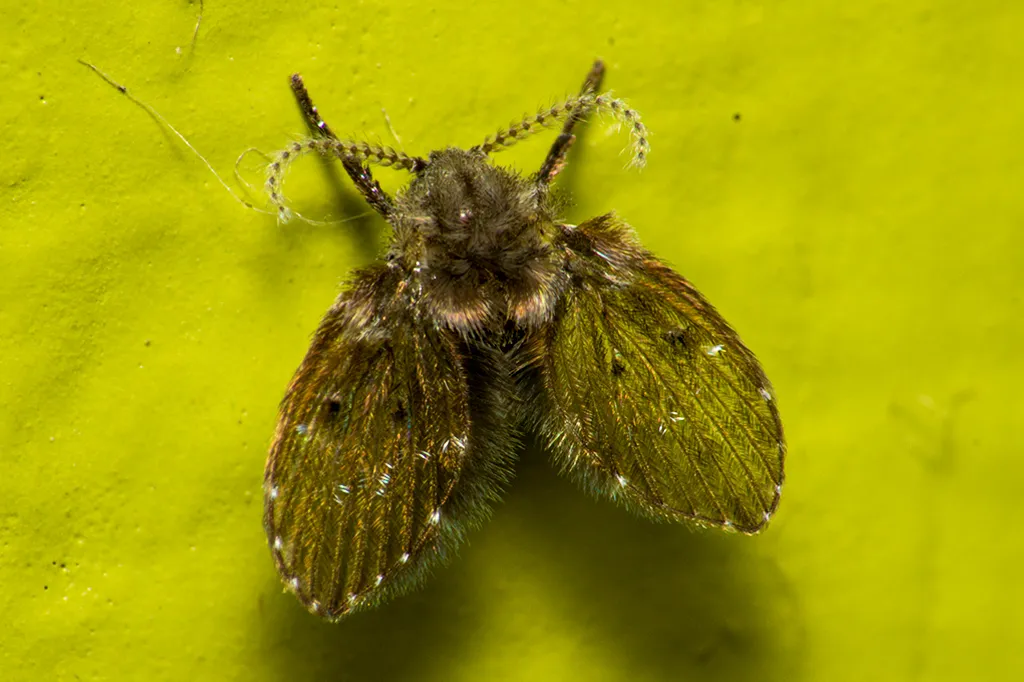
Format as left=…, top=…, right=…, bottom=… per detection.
left=3, top=1, right=1022, bottom=680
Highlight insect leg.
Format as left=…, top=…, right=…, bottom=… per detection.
left=289, top=73, right=395, bottom=218
left=537, top=60, right=606, bottom=184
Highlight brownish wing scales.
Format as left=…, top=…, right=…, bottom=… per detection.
left=530, top=214, right=785, bottom=532
left=264, top=264, right=515, bottom=619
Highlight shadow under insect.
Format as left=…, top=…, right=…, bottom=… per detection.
left=507, top=440, right=803, bottom=680
left=256, top=439, right=802, bottom=681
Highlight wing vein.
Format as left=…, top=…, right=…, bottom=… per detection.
left=596, top=300, right=719, bottom=515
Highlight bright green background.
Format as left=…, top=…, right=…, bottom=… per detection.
left=3, top=1, right=1022, bottom=680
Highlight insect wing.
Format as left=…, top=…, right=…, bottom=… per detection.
left=536, top=215, right=785, bottom=532
left=264, top=264, right=482, bottom=618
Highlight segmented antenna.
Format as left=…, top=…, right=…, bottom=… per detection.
left=265, top=90, right=649, bottom=221
left=265, top=139, right=427, bottom=222
left=472, top=92, right=650, bottom=168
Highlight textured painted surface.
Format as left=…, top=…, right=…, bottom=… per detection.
left=2, top=1, right=1022, bottom=680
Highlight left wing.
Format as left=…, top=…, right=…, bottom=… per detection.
left=264, top=264, right=515, bottom=619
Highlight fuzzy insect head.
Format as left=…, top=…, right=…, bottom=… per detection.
left=389, top=148, right=563, bottom=333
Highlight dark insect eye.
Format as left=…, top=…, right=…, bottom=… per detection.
left=325, top=395, right=342, bottom=415
left=391, top=401, right=407, bottom=424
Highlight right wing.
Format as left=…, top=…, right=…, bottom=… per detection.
left=529, top=215, right=785, bottom=532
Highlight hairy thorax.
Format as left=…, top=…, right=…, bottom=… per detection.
left=389, top=148, right=565, bottom=335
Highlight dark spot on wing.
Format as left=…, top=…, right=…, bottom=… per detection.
left=392, top=400, right=407, bottom=424
left=663, top=329, right=689, bottom=351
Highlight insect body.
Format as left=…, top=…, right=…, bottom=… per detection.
left=263, top=62, right=785, bottom=620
